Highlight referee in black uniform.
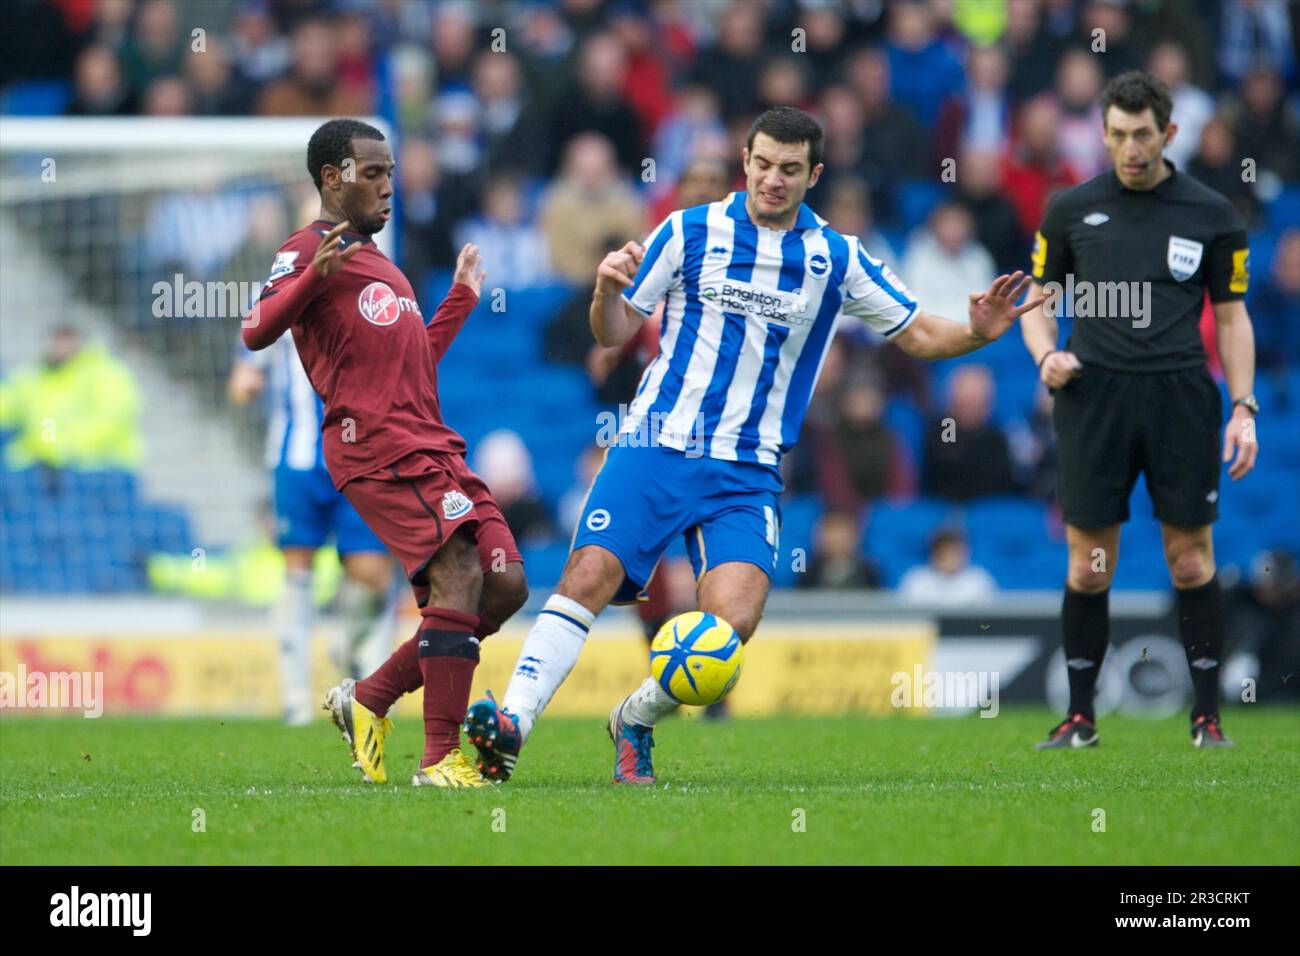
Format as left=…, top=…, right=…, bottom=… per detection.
left=1022, top=72, right=1258, bottom=749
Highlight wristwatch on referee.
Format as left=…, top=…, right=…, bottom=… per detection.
left=1232, top=394, right=1260, bottom=416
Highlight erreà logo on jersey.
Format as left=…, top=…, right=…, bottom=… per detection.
left=358, top=281, right=401, bottom=326
left=442, top=491, right=473, bottom=519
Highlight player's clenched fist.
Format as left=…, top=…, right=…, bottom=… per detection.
left=1040, top=349, right=1084, bottom=389
left=596, top=241, right=644, bottom=294
left=453, top=243, right=486, bottom=296
left=312, top=220, right=363, bottom=278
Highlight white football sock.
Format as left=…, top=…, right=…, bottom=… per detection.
left=335, top=578, right=395, bottom=679
left=620, top=676, right=679, bottom=728
left=502, top=594, right=595, bottom=742
left=276, top=568, right=315, bottom=722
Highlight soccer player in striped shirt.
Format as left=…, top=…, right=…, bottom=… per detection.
left=467, top=107, right=1043, bottom=784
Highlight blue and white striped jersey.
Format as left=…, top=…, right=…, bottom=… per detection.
left=237, top=333, right=326, bottom=471
left=621, top=191, right=919, bottom=466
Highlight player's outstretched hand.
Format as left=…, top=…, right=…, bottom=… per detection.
left=1222, top=409, right=1258, bottom=481
left=595, top=241, right=644, bottom=295
left=968, top=271, right=1043, bottom=343
left=453, top=243, right=486, bottom=296
left=1040, top=350, right=1084, bottom=389
left=312, top=220, right=363, bottom=278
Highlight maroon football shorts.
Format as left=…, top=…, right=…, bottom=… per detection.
left=341, top=450, right=523, bottom=606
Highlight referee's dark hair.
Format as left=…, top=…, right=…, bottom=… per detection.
left=1101, top=71, right=1173, bottom=130
left=307, top=118, right=386, bottom=191
left=747, top=106, right=825, bottom=169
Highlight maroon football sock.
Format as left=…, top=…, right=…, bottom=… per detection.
left=417, top=606, right=481, bottom=768
left=354, top=633, right=422, bottom=716
left=474, top=614, right=501, bottom=641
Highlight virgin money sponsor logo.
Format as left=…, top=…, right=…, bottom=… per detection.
left=358, top=281, right=402, bottom=326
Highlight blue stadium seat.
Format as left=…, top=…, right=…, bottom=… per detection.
left=0, top=79, right=71, bottom=115
left=863, top=496, right=957, bottom=586
left=773, top=495, right=822, bottom=587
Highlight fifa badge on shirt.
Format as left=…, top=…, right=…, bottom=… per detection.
left=1167, top=236, right=1204, bottom=282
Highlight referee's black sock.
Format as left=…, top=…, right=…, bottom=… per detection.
left=1175, top=575, right=1224, bottom=720
left=1062, top=587, right=1109, bottom=722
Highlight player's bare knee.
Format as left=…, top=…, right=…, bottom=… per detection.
left=1067, top=558, right=1112, bottom=593
left=556, top=546, right=621, bottom=611
left=1167, top=546, right=1213, bottom=589
left=485, top=563, right=528, bottom=619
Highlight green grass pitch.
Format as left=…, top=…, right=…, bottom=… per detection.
left=2, top=708, right=1297, bottom=865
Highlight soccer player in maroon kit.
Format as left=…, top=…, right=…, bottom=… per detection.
left=242, top=119, right=528, bottom=788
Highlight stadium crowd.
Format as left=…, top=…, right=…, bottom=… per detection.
left=1, top=0, right=1297, bottom=614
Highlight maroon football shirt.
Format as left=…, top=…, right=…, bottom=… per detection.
left=241, top=220, right=476, bottom=489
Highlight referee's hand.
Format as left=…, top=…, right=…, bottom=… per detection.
left=1041, top=350, right=1084, bottom=389
left=1223, top=409, right=1259, bottom=481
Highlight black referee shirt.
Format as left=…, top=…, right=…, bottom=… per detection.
left=1031, top=161, right=1250, bottom=372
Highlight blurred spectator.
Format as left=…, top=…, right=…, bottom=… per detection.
left=649, top=84, right=730, bottom=212
left=1000, top=95, right=1080, bottom=237
left=432, top=2, right=478, bottom=92
left=1054, top=48, right=1108, bottom=179
left=798, top=511, right=882, bottom=591
left=1148, top=40, right=1214, bottom=169
left=257, top=18, right=372, bottom=116
left=883, top=1, right=965, bottom=133
left=823, top=176, right=899, bottom=270
left=1225, top=549, right=1300, bottom=703
left=798, top=4, right=850, bottom=91
left=610, top=9, right=674, bottom=143
left=433, top=89, right=483, bottom=176
left=397, top=138, right=465, bottom=277
left=1075, top=1, right=1145, bottom=78
left=1218, top=0, right=1296, bottom=86
left=185, top=36, right=253, bottom=115
left=922, top=365, right=1015, bottom=502
left=1003, top=0, right=1066, bottom=102
left=473, top=430, right=557, bottom=547
left=143, top=76, right=190, bottom=116
left=472, top=51, right=547, bottom=177
left=1248, top=229, right=1300, bottom=372
left=838, top=49, right=928, bottom=224
left=230, top=1, right=292, bottom=86
left=901, top=203, right=996, bottom=320
left=547, top=32, right=644, bottom=176
left=934, top=44, right=1014, bottom=165
left=454, top=175, right=552, bottom=290
left=1228, top=67, right=1300, bottom=184
left=68, top=44, right=139, bottom=116
left=539, top=133, right=645, bottom=284
left=1187, top=117, right=1260, bottom=226
left=955, top=148, right=1027, bottom=275
left=692, top=0, right=767, bottom=122
left=0, top=327, right=142, bottom=472
left=1006, top=384, right=1058, bottom=503
left=650, top=153, right=732, bottom=227
left=831, top=372, right=910, bottom=505
left=898, top=528, right=998, bottom=605
left=119, top=0, right=185, bottom=97
left=757, top=56, right=814, bottom=113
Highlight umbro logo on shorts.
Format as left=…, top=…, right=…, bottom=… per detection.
left=442, top=491, right=473, bottom=519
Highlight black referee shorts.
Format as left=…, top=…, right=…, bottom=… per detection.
left=1052, top=365, right=1223, bottom=530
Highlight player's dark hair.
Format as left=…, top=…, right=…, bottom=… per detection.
left=1101, top=70, right=1173, bottom=131
left=307, top=118, right=386, bottom=191
left=746, top=106, right=824, bottom=170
